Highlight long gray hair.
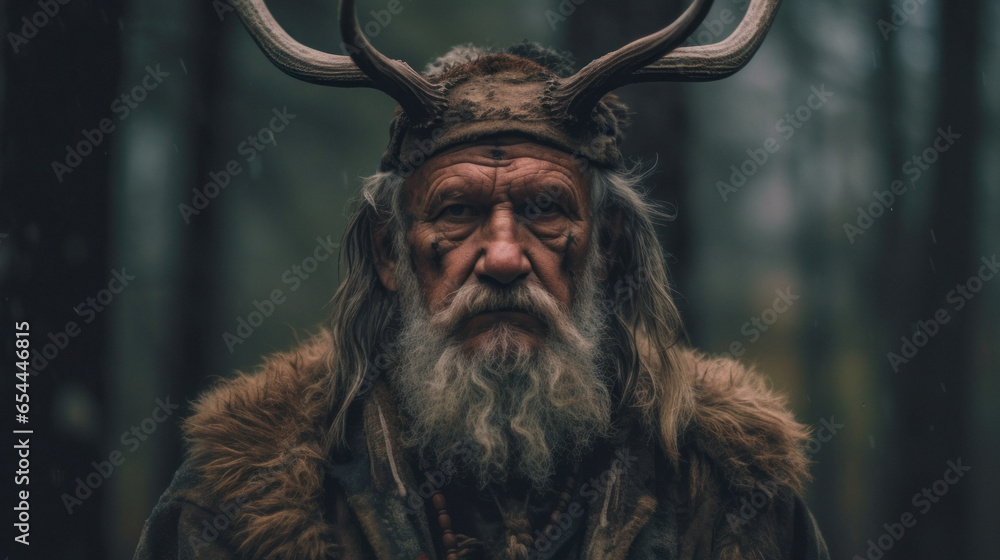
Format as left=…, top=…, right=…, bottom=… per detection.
left=320, top=164, right=694, bottom=464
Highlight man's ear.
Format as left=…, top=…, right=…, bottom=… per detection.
left=371, top=224, right=398, bottom=292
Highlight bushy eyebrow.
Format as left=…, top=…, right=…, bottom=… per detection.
left=513, top=180, right=584, bottom=219
left=435, top=190, right=466, bottom=204
left=428, top=182, right=576, bottom=208
left=413, top=183, right=476, bottom=220
left=415, top=163, right=587, bottom=218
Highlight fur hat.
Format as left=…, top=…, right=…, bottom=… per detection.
left=381, top=43, right=631, bottom=173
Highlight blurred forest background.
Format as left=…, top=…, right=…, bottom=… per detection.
left=2, top=0, right=998, bottom=558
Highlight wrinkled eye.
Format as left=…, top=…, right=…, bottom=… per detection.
left=442, top=204, right=476, bottom=217
left=521, top=202, right=564, bottom=219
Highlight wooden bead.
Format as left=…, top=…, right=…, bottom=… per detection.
left=432, top=492, right=447, bottom=510
left=432, top=471, right=579, bottom=556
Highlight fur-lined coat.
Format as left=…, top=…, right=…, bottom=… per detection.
left=133, top=331, right=828, bottom=559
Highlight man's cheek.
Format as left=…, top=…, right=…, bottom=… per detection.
left=429, top=240, right=445, bottom=269
left=527, top=223, right=574, bottom=257
left=417, top=250, right=469, bottom=310
left=522, top=252, right=571, bottom=304
left=547, top=226, right=589, bottom=266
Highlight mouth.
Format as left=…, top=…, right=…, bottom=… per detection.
left=454, top=307, right=546, bottom=338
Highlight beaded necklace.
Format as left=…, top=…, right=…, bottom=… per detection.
left=428, top=465, right=579, bottom=560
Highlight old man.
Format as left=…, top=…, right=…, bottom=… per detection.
left=134, top=0, right=829, bottom=558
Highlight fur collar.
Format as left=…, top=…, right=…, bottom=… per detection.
left=678, top=351, right=811, bottom=496
left=183, top=330, right=810, bottom=559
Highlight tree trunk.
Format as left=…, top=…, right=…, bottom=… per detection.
left=883, top=1, right=982, bottom=556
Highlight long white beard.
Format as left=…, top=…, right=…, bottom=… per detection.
left=389, top=244, right=612, bottom=489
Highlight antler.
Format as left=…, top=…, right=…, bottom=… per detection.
left=232, top=0, right=781, bottom=122
left=553, top=0, right=782, bottom=117
left=633, top=0, right=783, bottom=82
left=553, top=0, right=714, bottom=117
left=230, top=0, right=445, bottom=121
left=338, top=0, right=446, bottom=120
left=230, top=0, right=371, bottom=86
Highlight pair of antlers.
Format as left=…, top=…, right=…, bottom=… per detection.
left=232, top=0, right=781, bottom=122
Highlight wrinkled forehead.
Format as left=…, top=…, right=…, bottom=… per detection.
left=401, top=139, right=591, bottom=203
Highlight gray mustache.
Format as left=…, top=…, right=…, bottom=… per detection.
left=434, top=283, right=563, bottom=335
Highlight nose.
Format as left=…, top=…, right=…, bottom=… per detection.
left=475, top=209, right=531, bottom=285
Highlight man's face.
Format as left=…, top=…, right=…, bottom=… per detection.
left=387, top=140, right=593, bottom=353
left=380, top=140, right=612, bottom=487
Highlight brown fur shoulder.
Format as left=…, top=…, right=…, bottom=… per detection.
left=664, top=349, right=815, bottom=558
left=676, top=348, right=811, bottom=496
left=182, top=329, right=337, bottom=560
